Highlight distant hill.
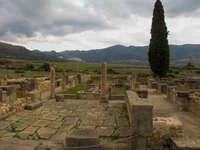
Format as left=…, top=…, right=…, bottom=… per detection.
left=0, top=42, right=60, bottom=61
left=60, top=44, right=200, bottom=64
left=1, top=42, right=200, bottom=65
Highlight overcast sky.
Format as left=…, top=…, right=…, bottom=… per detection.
left=0, top=0, right=200, bottom=51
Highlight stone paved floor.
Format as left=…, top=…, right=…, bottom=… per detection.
left=148, top=91, right=200, bottom=138
left=0, top=99, right=131, bottom=150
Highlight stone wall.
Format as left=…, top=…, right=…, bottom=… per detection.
left=77, top=74, right=91, bottom=84
left=126, top=90, right=153, bottom=150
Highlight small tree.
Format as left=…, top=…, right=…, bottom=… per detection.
left=148, top=0, right=170, bottom=77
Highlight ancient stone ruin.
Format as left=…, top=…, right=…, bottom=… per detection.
left=0, top=63, right=200, bottom=150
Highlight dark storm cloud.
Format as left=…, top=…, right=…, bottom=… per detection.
left=0, top=0, right=199, bottom=42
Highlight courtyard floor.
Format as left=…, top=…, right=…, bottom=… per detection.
left=0, top=99, right=131, bottom=150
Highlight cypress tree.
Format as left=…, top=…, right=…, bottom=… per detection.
left=148, top=0, right=170, bottom=77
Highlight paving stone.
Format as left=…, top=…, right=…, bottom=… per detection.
left=0, top=137, right=41, bottom=150
left=37, top=127, right=57, bottom=139
left=6, top=116, right=21, bottom=122
left=2, top=132, right=16, bottom=138
left=50, top=127, right=71, bottom=145
left=81, top=119, right=102, bottom=126
left=33, top=120, right=52, bottom=127
left=0, top=121, right=10, bottom=130
left=37, top=141, right=63, bottom=150
left=47, top=121, right=62, bottom=129
left=43, top=115, right=58, bottom=121
left=62, top=117, right=77, bottom=127
left=96, top=127, right=114, bottom=137
left=18, top=126, right=39, bottom=139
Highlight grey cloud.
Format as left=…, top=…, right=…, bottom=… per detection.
left=163, top=0, right=200, bottom=17
left=86, top=0, right=200, bottom=18
left=0, top=0, right=200, bottom=43
left=0, top=0, right=111, bottom=41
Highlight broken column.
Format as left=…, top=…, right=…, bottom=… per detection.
left=1, top=91, right=7, bottom=103
left=100, top=62, right=108, bottom=102
left=172, top=88, right=176, bottom=104
left=0, top=76, right=7, bottom=86
left=0, top=89, right=2, bottom=102
left=130, top=74, right=137, bottom=90
left=50, top=64, right=56, bottom=98
left=62, top=71, right=66, bottom=91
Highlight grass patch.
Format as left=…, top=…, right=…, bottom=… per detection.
left=111, top=86, right=126, bottom=96
left=62, top=84, right=92, bottom=94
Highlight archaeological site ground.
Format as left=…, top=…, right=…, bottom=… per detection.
left=0, top=60, right=200, bottom=150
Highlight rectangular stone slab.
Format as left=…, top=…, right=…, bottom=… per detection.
left=24, top=102, right=43, bottom=110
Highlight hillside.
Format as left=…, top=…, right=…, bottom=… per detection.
left=1, top=42, right=200, bottom=64
left=60, top=44, right=200, bottom=64
left=0, top=42, right=59, bottom=61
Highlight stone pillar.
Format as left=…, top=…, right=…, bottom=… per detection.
left=2, top=91, right=7, bottom=103
left=9, top=86, right=17, bottom=102
left=50, top=64, right=56, bottom=98
left=0, top=77, right=7, bottom=86
left=62, top=71, right=66, bottom=91
left=172, top=88, right=176, bottom=104
left=126, top=91, right=153, bottom=150
left=130, top=76, right=136, bottom=91
left=100, top=62, right=108, bottom=102
left=0, top=89, right=2, bottom=102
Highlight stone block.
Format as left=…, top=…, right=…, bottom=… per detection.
left=126, top=91, right=153, bottom=137
left=152, top=82, right=158, bottom=89
left=136, top=90, right=148, bottom=98
left=56, top=95, right=64, bottom=102
left=159, top=83, right=168, bottom=94
left=24, top=101, right=43, bottom=110
left=65, top=128, right=101, bottom=150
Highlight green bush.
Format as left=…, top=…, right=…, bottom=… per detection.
left=39, top=63, right=50, bottom=71
left=24, top=63, right=34, bottom=70
left=15, top=70, right=25, bottom=73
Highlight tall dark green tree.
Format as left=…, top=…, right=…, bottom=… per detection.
left=148, top=0, right=170, bottom=77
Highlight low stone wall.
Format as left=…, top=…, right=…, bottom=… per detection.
left=147, top=117, right=184, bottom=150
left=126, top=90, right=153, bottom=150
left=0, top=97, right=32, bottom=120
left=77, top=74, right=91, bottom=84
left=110, top=95, right=125, bottom=100
left=77, top=91, right=101, bottom=100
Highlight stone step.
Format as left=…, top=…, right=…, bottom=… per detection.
left=170, top=137, right=200, bottom=150
left=24, top=101, right=43, bottom=110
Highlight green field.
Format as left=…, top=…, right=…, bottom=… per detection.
left=0, top=58, right=151, bottom=79
left=62, top=84, right=92, bottom=94
left=111, top=86, right=126, bottom=96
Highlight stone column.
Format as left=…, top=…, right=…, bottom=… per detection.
left=131, top=77, right=135, bottom=90
left=50, top=64, right=56, bottom=98
left=0, top=89, right=2, bottom=102
left=2, top=91, right=7, bottom=103
left=100, top=62, right=108, bottom=102
left=62, top=71, right=66, bottom=91
left=0, top=76, right=7, bottom=86
left=172, top=88, right=176, bottom=104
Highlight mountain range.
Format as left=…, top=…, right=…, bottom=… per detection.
left=1, top=42, right=200, bottom=65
